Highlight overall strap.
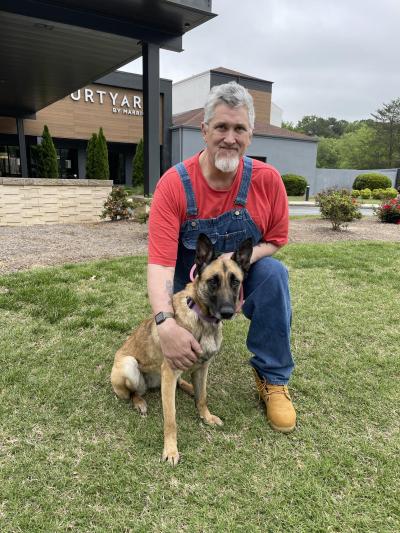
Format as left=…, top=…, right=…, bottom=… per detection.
left=234, top=156, right=253, bottom=207
left=175, top=162, right=198, bottom=216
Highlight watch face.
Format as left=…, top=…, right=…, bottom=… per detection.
left=155, top=312, right=165, bottom=325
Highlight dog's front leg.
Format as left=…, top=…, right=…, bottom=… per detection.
left=161, top=360, right=181, bottom=466
left=192, top=363, right=223, bottom=426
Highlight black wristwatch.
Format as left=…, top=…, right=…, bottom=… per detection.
left=154, top=311, right=175, bottom=325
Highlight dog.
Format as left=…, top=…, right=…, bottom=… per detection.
left=111, top=233, right=253, bottom=466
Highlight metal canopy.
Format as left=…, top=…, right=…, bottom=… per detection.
left=0, top=0, right=215, bottom=117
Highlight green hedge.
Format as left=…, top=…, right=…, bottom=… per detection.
left=281, top=174, right=308, bottom=195
left=352, top=173, right=391, bottom=191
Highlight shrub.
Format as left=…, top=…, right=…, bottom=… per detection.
left=351, top=189, right=360, bottom=198
left=315, top=188, right=362, bottom=230
left=33, top=125, right=59, bottom=178
left=101, top=186, right=133, bottom=221
left=360, top=188, right=372, bottom=199
left=374, top=197, right=400, bottom=224
left=352, top=173, right=391, bottom=191
left=86, top=133, right=97, bottom=179
left=132, top=138, right=144, bottom=187
left=93, top=127, right=110, bottom=180
left=281, top=174, right=308, bottom=196
left=130, top=196, right=150, bottom=224
left=372, top=187, right=397, bottom=200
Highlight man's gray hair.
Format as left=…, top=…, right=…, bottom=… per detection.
left=203, top=82, right=255, bottom=130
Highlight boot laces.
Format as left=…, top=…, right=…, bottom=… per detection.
left=255, top=375, right=290, bottom=401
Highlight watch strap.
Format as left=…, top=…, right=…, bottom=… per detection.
left=154, top=311, right=175, bottom=325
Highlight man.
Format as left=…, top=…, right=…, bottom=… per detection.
left=147, top=82, right=296, bottom=433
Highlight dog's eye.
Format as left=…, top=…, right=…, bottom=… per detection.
left=230, top=275, right=240, bottom=289
left=207, top=276, right=220, bottom=289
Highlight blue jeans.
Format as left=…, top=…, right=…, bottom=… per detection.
left=242, top=257, right=294, bottom=385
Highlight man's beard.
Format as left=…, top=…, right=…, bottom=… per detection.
left=214, top=152, right=240, bottom=173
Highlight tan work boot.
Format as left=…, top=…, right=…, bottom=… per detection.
left=253, top=369, right=296, bottom=433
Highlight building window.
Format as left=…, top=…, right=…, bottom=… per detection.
left=57, top=148, right=78, bottom=178
left=109, top=151, right=125, bottom=185
left=0, top=145, right=21, bottom=176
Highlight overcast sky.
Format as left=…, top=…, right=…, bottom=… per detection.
left=121, top=0, right=400, bottom=124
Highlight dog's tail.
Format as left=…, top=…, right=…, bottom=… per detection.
left=111, top=356, right=146, bottom=399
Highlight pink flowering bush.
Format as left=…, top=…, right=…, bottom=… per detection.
left=374, top=197, right=400, bottom=224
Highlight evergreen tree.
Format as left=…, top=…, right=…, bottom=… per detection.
left=132, top=138, right=144, bottom=187
left=93, top=127, right=110, bottom=180
left=31, top=144, right=44, bottom=178
left=40, top=125, right=59, bottom=178
left=371, top=98, right=400, bottom=167
left=86, top=133, right=97, bottom=178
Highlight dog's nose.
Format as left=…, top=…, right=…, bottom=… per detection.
left=220, top=306, right=235, bottom=319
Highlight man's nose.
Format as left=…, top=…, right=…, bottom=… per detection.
left=223, top=129, right=236, bottom=144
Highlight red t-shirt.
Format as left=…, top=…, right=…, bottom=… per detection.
left=148, top=153, right=288, bottom=267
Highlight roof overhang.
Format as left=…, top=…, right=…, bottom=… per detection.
left=0, top=0, right=216, bottom=117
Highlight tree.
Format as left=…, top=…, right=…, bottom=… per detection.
left=93, top=127, right=110, bottom=180
left=317, top=137, right=341, bottom=168
left=338, top=124, right=382, bottom=169
left=86, top=133, right=97, bottom=179
left=371, top=98, right=400, bottom=167
left=132, top=138, right=144, bottom=187
left=35, top=125, right=59, bottom=178
left=296, top=115, right=349, bottom=138
left=281, top=120, right=296, bottom=131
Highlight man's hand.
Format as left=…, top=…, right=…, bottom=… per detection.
left=157, top=319, right=202, bottom=371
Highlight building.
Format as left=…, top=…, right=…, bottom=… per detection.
left=0, top=0, right=216, bottom=194
left=0, top=71, right=172, bottom=186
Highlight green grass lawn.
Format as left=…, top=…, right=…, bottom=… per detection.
left=1, top=242, right=399, bottom=532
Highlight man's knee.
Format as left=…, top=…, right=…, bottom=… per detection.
left=244, top=256, right=289, bottom=295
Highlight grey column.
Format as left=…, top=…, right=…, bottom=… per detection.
left=142, top=42, right=160, bottom=195
left=16, top=118, right=28, bottom=177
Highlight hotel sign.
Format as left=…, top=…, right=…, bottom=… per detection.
left=70, top=88, right=144, bottom=116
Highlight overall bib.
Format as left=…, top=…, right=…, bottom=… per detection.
left=173, top=156, right=294, bottom=384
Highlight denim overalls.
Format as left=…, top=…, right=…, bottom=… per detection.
left=173, top=156, right=294, bottom=384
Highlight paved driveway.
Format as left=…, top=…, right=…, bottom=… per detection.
left=289, top=205, right=374, bottom=217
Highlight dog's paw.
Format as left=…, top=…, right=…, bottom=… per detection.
left=161, top=448, right=180, bottom=466
left=202, top=414, right=224, bottom=426
left=132, top=396, right=147, bottom=416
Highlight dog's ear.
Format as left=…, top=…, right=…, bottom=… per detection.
left=231, top=238, right=253, bottom=275
left=195, top=233, right=216, bottom=275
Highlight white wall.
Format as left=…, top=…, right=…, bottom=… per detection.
left=172, top=72, right=211, bottom=115
left=311, top=168, right=397, bottom=195
left=270, top=102, right=283, bottom=127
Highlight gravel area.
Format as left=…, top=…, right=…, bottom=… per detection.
left=0, top=217, right=398, bottom=275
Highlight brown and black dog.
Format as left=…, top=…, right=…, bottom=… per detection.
left=111, top=233, right=253, bottom=465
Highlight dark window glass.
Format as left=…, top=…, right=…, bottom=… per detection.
left=57, top=148, right=78, bottom=178
left=0, top=145, right=21, bottom=176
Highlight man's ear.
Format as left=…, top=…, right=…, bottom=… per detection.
left=200, top=121, right=208, bottom=142
left=195, top=233, right=216, bottom=276
left=231, top=238, right=253, bottom=275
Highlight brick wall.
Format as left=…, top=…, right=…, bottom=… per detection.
left=0, top=178, right=112, bottom=226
